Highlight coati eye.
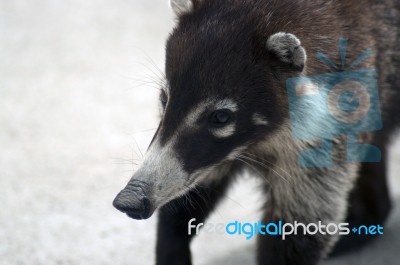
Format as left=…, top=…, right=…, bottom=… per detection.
left=209, top=109, right=232, bottom=125
left=160, top=90, right=168, bottom=108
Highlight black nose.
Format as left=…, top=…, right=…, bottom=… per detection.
left=113, top=180, right=154, bottom=220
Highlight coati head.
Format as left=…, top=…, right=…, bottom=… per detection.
left=113, top=0, right=307, bottom=219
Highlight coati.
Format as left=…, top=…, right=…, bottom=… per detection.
left=113, top=0, right=400, bottom=264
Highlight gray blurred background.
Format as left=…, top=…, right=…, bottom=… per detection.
left=1, top=1, right=399, bottom=264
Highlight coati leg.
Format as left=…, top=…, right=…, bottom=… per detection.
left=256, top=214, right=328, bottom=265
left=331, top=138, right=392, bottom=256
left=256, top=161, right=359, bottom=265
left=155, top=164, right=237, bottom=265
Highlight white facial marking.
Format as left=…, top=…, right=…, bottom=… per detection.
left=211, top=124, right=236, bottom=138
left=169, top=0, right=193, bottom=16
left=215, top=99, right=238, bottom=112
left=252, top=113, right=268, bottom=126
left=135, top=136, right=188, bottom=207
left=183, top=99, right=238, bottom=127
left=185, top=99, right=238, bottom=138
left=184, top=102, right=208, bottom=126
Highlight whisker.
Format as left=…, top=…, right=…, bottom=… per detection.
left=183, top=184, right=207, bottom=218
left=120, top=74, right=164, bottom=93
left=112, top=161, right=139, bottom=166
left=242, top=152, right=294, bottom=181
left=195, top=183, right=245, bottom=209
left=131, top=127, right=158, bottom=134
left=237, top=154, right=290, bottom=184
left=119, top=169, right=138, bottom=174
left=131, top=148, right=141, bottom=162
left=121, top=75, right=163, bottom=87
left=128, top=46, right=165, bottom=79
left=132, top=137, right=144, bottom=158
left=191, top=185, right=224, bottom=219
left=143, top=55, right=166, bottom=79
left=234, top=157, right=271, bottom=186
left=138, top=59, right=165, bottom=88
left=112, top=157, right=140, bottom=162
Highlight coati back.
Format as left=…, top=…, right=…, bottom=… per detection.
left=113, top=0, right=400, bottom=264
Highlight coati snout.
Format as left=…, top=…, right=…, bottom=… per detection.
left=113, top=27, right=307, bottom=220
left=113, top=180, right=153, bottom=220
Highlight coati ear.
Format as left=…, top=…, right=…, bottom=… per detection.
left=266, top=32, right=307, bottom=71
left=169, top=0, right=195, bottom=16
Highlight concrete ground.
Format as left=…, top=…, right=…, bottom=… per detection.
left=1, top=1, right=399, bottom=264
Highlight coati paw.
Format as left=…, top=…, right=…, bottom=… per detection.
left=266, top=32, right=307, bottom=71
